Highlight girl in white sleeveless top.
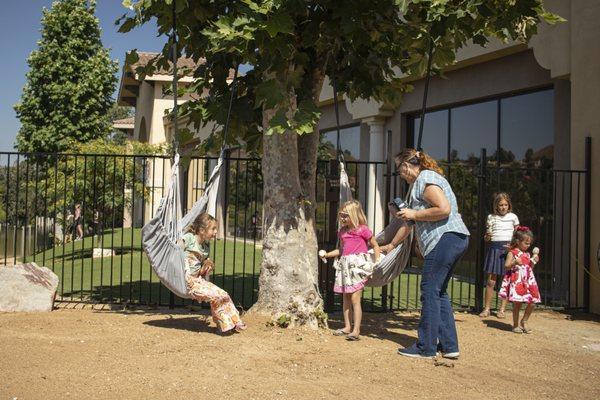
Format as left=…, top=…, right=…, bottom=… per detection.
left=479, top=193, right=519, bottom=318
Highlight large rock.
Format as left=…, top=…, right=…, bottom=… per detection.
left=0, top=263, right=59, bottom=312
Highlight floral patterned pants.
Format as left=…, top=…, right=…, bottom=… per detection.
left=186, top=274, right=245, bottom=332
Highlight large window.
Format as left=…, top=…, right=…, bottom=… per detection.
left=411, top=110, right=449, bottom=161
left=451, top=100, right=497, bottom=162
left=408, top=88, right=554, bottom=165
left=501, top=90, right=554, bottom=165
left=322, top=125, right=361, bottom=160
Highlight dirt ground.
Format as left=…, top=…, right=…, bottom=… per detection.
left=1, top=305, right=599, bottom=400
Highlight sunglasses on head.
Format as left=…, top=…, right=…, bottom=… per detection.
left=339, top=212, right=350, bottom=218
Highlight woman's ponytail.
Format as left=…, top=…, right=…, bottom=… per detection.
left=395, top=148, right=444, bottom=176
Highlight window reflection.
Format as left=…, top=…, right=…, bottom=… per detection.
left=451, top=100, right=497, bottom=163
left=501, top=89, right=554, bottom=167
left=322, top=125, right=361, bottom=160
left=412, top=109, right=449, bottom=161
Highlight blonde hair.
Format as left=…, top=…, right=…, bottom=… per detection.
left=493, top=192, right=512, bottom=215
left=339, top=200, right=367, bottom=230
left=395, top=148, right=444, bottom=176
left=187, top=213, right=217, bottom=235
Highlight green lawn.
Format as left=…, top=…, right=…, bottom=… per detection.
left=26, top=227, right=479, bottom=311
left=26, top=227, right=262, bottom=308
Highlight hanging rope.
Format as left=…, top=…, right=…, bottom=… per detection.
left=170, top=0, right=179, bottom=155
left=331, top=70, right=344, bottom=162
left=416, top=37, right=434, bottom=152
left=222, top=64, right=239, bottom=150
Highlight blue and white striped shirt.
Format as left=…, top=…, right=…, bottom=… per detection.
left=409, top=170, right=470, bottom=256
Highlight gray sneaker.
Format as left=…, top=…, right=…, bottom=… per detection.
left=440, top=351, right=459, bottom=359
left=436, top=344, right=459, bottom=359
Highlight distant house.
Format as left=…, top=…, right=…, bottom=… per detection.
left=115, top=52, right=221, bottom=224
left=112, top=117, right=134, bottom=140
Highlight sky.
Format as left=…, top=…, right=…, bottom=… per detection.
left=0, top=0, right=166, bottom=152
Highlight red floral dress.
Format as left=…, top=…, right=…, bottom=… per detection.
left=498, top=249, right=541, bottom=304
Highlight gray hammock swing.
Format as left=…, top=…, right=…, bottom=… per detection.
left=142, top=152, right=225, bottom=298
left=329, top=37, right=436, bottom=286
left=141, top=1, right=233, bottom=299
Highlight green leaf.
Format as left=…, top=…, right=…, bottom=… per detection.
left=255, top=79, right=286, bottom=109
left=263, top=13, right=294, bottom=38
left=177, top=128, right=195, bottom=145
left=125, top=50, right=139, bottom=67
left=265, top=109, right=288, bottom=136
left=293, top=100, right=320, bottom=135
left=396, top=0, right=410, bottom=14
left=118, top=17, right=137, bottom=33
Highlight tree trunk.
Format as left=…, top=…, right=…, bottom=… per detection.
left=297, top=68, right=325, bottom=225
left=250, top=89, right=326, bottom=329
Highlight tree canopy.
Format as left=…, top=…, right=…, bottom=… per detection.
left=15, top=0, right=118, bottom=153
left=120, top=0, right=561, bottom=153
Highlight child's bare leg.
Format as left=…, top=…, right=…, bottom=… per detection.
left=480, top=273, right=496, bottom=316
left=512, top=302, right=522, bottom=329
left=520, top=303, right=535, bottom=332
left=499, top=298, right=508, bottom=315
left=342, top=293, right=353, bottom=333
left=350, top=290, right=363, bottom=336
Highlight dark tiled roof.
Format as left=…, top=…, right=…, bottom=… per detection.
left=126, top=51, right=203, bottom=77
left=113, top=117, right=135, bottom=125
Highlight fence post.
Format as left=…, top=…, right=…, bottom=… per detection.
left=475, top=148, right=487, bottom=312
left=584, top=137, right=591, bottom=311
left=323, top=159, right=340, bottom=313
left=380, top=130, right=393, bottom=312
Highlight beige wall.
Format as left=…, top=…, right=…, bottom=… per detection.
left=134, top=81, right=154, bottom=142
left=565, top=0, right=600, bottom=313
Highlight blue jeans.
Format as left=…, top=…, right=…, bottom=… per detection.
left=416, top=232, right=469, bottom=356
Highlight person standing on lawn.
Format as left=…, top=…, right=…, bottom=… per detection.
left=389, top=149, right=470, bottom=359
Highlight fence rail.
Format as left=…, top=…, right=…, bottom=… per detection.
left=0, top=147, right=590, bottom=312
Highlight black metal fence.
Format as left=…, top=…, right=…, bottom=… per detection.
left=0, top=144, right=591, bottom=312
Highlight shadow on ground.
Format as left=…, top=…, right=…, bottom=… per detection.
left=327, top=312, right=419, bottom=347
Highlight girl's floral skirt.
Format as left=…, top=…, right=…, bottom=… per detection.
left=186, top=273, right=246, bottom=332
left=333, top=253, right=375, bottom=294
left=498, top=265, right=541, bottom=304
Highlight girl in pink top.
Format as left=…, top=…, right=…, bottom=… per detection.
left=320, top=200, right=380, bottom=340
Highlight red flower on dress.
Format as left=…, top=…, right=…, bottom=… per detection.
left=516, top=282, right=528, bottom=296
left=529, top=285, right=540, bottom=299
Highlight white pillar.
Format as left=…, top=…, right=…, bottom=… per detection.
left=363, top=117, right=387, bottom=234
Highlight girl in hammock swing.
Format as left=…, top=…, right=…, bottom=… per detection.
left=180, top=213, right=246, bottom=334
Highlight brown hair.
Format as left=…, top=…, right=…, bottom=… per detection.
left=492, top=192, right=512, bottom=215
left=339, top=200, right=367, bottom=230
left=187, top=213, right=217, bottom=234
left=395, top=148, right=444, bottom=176
left=509, top=226, right=534, bottom=250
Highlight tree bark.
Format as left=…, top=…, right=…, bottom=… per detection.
left=297, top=68, right=325, bottom=226
left=251, top=87, right=326, bottom=328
